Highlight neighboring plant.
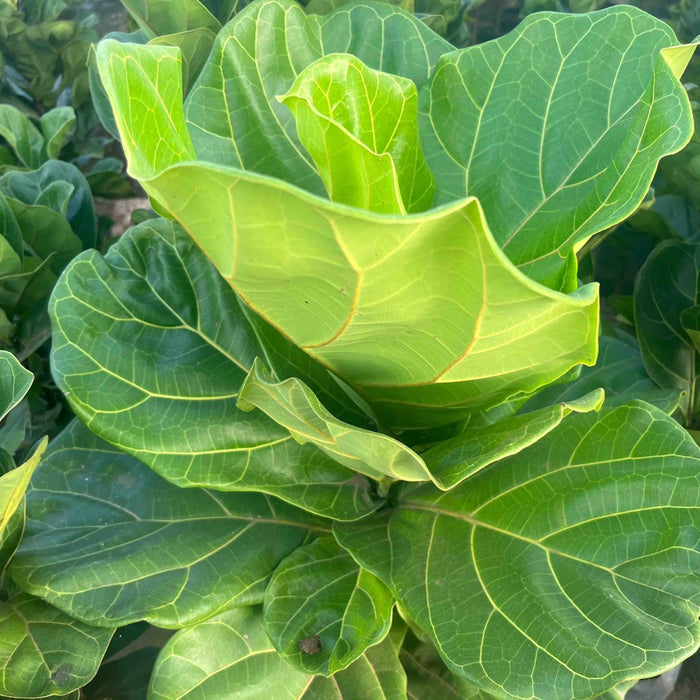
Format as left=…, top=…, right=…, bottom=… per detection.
left=0, top=0, right=97, bottom=111
left=0, top=1, right=694, bottom=699
left=0, top=351, right=114, bottom=699
left=0, top=157, right=97, bottom=448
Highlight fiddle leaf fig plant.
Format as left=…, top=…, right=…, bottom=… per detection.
left=4, top=1, right=698, bottom=698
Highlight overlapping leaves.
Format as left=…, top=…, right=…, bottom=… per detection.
left=93, top=0, right=697, bottom=429
left=336, top=402, right=700, bottom=698
left=0, top=356, right=112, bottom=699
left=49, top=217, right=382, bottom=520
left=10, top=419, right=330, bottom=628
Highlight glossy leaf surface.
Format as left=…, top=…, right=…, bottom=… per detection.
left=336, top=403, right=700, bottom=699
left=10, top=420, right=328, bottom=628
left=423, top=8, right=696, bottom=287
left=49, top=218, right=381, bottom=520
left=280, top=53, right=434, bottom=213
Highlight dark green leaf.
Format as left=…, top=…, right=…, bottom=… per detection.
left=634, top=241, right=699, bottom=421
left=10, top=419, right=330, bottom=628
left=336, top=402, right=700, bottom=699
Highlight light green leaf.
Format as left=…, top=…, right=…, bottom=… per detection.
left=95, top=21, right=599, bottom=430
left=0, top=581, right=113, bottom=699
left=49, top=218, right=382, bottom=521
left=121, top=0, right=221, bottom=38
left=181, top=0, right=450, bottom=191
left=0, top=105, right=43, bottom=169
left=149, top=27, right=216, bottom=93
left=263, top=535, right=394, bottom=675
left=239, top=359, right=430, bottom=482
left=634, top=241, right=699, bottom=422
left=148, top=605, right=407, bottom=699
left=0, top=437, right=45, bottom=546
left=0, top=351, right=32, bottom=423
left=39, top=106, right=76, bottom=161
left=87, top=30, right=149, bottom=142
left=335, top=402, right=700, bottom=699
left=280, top=53, right=434, bottom=214
left=422, top=388, right=604, bottom=490
left=423, top=7, right=697, bottom=288
left=10, top=420, right=329, bottom=628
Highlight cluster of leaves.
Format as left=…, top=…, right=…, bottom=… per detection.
left=2, top=0, right=700, bottom=698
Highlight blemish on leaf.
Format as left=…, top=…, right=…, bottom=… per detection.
left=51, top=666, right=70, bottom=686
left=298, top=635, right=322, bottom=655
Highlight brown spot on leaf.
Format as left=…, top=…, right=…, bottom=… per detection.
left=51, top=666, right=70, bottom=686
left=298, top=635, right=322, bottom=655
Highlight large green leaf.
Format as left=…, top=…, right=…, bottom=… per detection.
left=148, top=605, right=407, bottom=699
left=49, top=218, right=381, bottom=520
left=280, top=53, right=435, bottom=213
left=634, top=241, right=700, bottom=423
left=423, top=7, right=697, bottom=288
left=10, top=420, right=329, bottom=628
left=335, top=402, right=700, bottom=699
left=95, top=12, right=602, bottom=430
left=263, top=535, right=394, bottom=675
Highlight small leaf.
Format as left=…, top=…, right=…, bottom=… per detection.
left=423, top=388, right=604, bottom=489
left=336, top=402, right=700, bottom=699
left=121, top=0, right=221, bottom=37
left=239, top=358, right=431, bottom=482
left=280, top=53, right=435, bottom=213
left=10, top=420, right=330, bottom=628
left=40, top=106, right=76, bottom=160
left=0, top=351, right=32, bottom=423
left=0, top=160, right=96, bottom=250
left=0, top=437, right=46, bottom=543
left=0, top=105, right=43, bottom=169
left=148, top=606, right=311, bottom=699
left=263, top=535, right=394, bottom=675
